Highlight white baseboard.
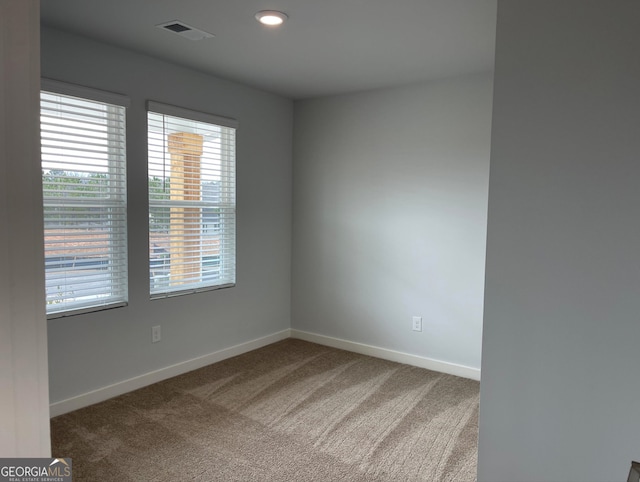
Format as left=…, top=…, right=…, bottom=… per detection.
left=49, top=329, right=291, bottom=418
left=290, top=329, right=480, bottom=381
left=50, top=328, right=479, bottom=418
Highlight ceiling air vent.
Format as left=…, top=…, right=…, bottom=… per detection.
left=156, top=21, right=214, bottom=41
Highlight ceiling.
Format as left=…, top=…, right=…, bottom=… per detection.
left=40, top=0, right=497, bottom=100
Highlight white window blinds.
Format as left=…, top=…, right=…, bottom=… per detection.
left=41, top=85, right=128, bottom=317
left=147, top=102, right=237, bottom=298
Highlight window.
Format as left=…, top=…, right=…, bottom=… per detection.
left=41, top=80, right=129, bottom=317
left=147, top=102, right=237, bottom=298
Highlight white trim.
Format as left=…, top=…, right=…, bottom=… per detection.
left=290, top=330, right=481, bottom=381
left=49, top=329, right=291, bottom=417
left=47, top=302, right=128, bottom=320
left=49, top=328, right=479, bottom=417
left=41, top=78, right=131, bottom=108
left=150, top=283, right=235, bottom=301
left=147, top=100, right=238, bottom=129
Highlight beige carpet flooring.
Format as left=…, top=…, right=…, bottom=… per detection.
left=51, top=339, right=479, bottom=481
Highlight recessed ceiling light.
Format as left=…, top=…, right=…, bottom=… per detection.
left=255, top=10, right=288, bottom=27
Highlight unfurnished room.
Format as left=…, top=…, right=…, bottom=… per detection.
left=2, top=1, right=640, bottom=481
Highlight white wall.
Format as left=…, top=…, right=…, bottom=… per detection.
left=292, top=74, right=493, bottom=372
left=41, top=28, right=293, bottom=406
left=0, top=0, right=50, bottom=456
left=478, top=2, right=640, bottom=481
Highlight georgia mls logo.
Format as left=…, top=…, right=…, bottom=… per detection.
left=49, top=458, right=71, bottom=475
left=0, top=458, right=72, bottom=482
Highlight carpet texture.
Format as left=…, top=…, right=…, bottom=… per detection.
left=51, top=339, right=479, bottom=481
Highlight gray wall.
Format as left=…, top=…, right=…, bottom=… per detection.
left=41, top=27, right=293, bottom=404
left=292, top=73, right=493, bottom=370
left=478, top=2, right=640, bottom=481
left=1, top=0, right=50, bottom=456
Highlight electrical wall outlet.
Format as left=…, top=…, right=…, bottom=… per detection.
left=412, top=316, right=422, bottom=332
left=152, top=325, right=161, bottom=343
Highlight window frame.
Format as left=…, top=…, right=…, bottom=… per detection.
left=147, top=101, right=238, bottom=299
left=41, top=79, right=130, bottom=318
